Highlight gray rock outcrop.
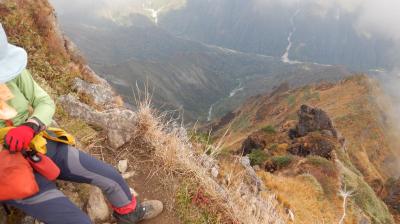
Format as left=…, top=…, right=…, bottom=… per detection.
left=296, top=105, right=338, bottom=138
left=72, top=78, right=118, bottom=109
left=59, top=94, right=136, bottom=148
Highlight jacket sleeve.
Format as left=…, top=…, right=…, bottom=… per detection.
left=16, top=70, right=56, bottom=126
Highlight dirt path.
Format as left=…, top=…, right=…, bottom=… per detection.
left=111, top=145, right=182, bottom=224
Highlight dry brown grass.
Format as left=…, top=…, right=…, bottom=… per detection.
left=259, top=171, right=347, bottom=224
left=129, top=90, right=286, bottom=224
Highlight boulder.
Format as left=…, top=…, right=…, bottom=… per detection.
left=72, top=78, right=118, bottom=110
left=86, top=186, right=110, bottom=222
left=288, top=134, right=336, bottom=159
left=59, top=94, right=136, bottom=148
left=296, top=105, right=337, bottom=138
left=240, top=134, right=267, bottom=155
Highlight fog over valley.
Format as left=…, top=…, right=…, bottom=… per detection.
left=50, top=0, right=400, bottom=121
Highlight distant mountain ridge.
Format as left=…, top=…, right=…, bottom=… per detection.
left=160, top=0, right=394, bottom=71
left=59, top=15, right=350, bottom=120
left=52, top=0, right=352, bottom=121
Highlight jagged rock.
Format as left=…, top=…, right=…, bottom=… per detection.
left=288, top=134, right=336, bottom=159
left=86, top=186, right=110, bottom=222
left=240, top=156, right=251, bottom=167
left=240, top=134, right=267, bottom=155
left=72, top=78, right=118, bottom=109
left=240, top=156, right=265, bottom=192
left=80, top=65, right=110, bottom=86
left=118, top=160, right=128, bottom=173
left=59, top=94, right=136, bottom=148
left=107, top=130, right=132, bottom=149
left=296, top=105, right=338, bottom=138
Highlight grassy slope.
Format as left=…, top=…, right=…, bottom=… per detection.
left=211, top=76, right=397, bottom=223
left=1, top=1, right=278, bottom=223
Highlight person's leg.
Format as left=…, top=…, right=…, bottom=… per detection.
left=5, top=173, right=91, bottom=224
left=46, top=140, right=162, bottom=223
left=46, top=141, right=133, bottom=208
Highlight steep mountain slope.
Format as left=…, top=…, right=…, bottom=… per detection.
left=0, top=1, right=288, bottom=224
left=210, top=75, right=400, bottom=223
left=51, top=2, right=351, bottom=121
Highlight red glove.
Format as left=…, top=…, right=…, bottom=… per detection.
left=4, top=125, right=36, bottom=153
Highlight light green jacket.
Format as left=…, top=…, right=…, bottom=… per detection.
left=0, top=69, right=55, bottom=128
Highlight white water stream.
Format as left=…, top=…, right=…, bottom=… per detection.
left=207, top=80, right=243, bottom=121
left=142, top=2, right=163, bottom=24
left=229, top=81, right=244, bottom=98
left=281, top=8, right=301, bottom=64
left=207, top=103, right=215, bottom=122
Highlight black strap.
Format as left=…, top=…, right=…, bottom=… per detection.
left=2, top=203, right=11, bottom=215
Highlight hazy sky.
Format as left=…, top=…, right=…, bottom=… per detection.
left=51, top=0, right=400, bottom=43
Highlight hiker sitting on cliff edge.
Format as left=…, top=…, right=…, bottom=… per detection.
left=0, top=23, right=163, bottom=224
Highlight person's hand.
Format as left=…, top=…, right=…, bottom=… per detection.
left=4, top=124, right=36, bottom=153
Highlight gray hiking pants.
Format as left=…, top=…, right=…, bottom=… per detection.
left=4, top=140, right=132, bottom=224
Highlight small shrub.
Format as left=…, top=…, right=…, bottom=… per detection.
left=272, top=155, right=293, bottom=168
left=248, top=149, right=269, bottom=166
left=262, top=125, right=277, bottom=134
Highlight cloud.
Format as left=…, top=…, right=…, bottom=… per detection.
left=252, top=0, right=400, bottom=42
left=355, top=0, right=400, bottom=41
left=325, top=1, right=400, bottom=42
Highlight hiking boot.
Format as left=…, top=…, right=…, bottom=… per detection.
left=114, top=200, right=163, bottom=224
